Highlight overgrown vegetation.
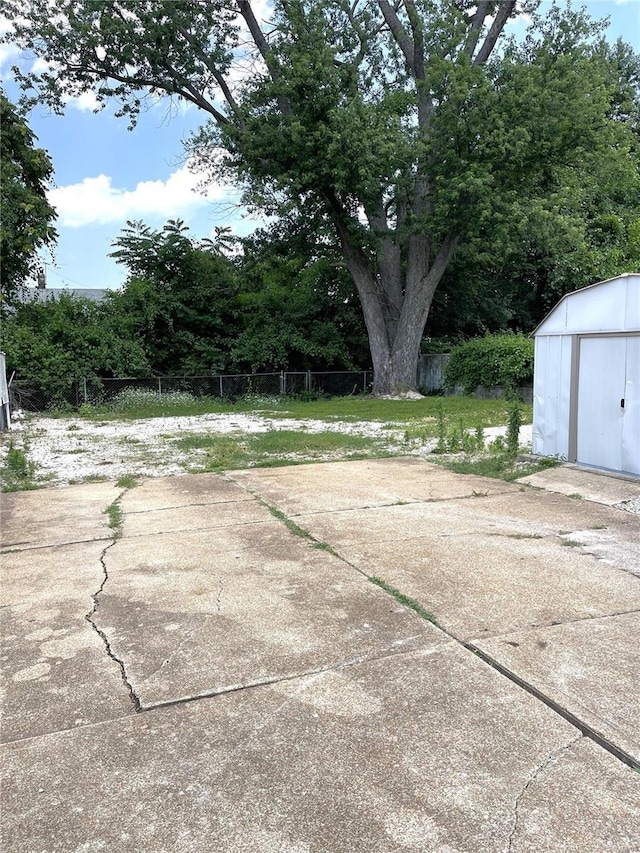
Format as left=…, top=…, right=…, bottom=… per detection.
left=70, top=392, right=530, bottom=427
left=434, top=453, right=560, bottom=483
left=0, top=442, right=39, bottom=492
left=444, top=335, right=534, bottom=394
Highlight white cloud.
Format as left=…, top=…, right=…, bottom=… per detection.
left=63, top=90, right=101, bottom=112
left=0, top=42, right=20, bottom=70
left=49, top=162, right=227, bottom=228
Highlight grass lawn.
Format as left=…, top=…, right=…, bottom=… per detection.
left=69, top=392, right=531, bottom=429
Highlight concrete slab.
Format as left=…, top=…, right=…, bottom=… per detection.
left=519, top=464, right=640, bottom=506
left=120, top=472, right=254, bottom=513
left=3, top=647, right=639, bottom=853
left=99, top=530, right=445, bottom=708
left=322, top=533, right=640, bottom=639
left=121, top=497, right=271, bottom=537
left=473, top=612, right=640, bottom=762
left=0, top=481, right=119, bottom=550
left=230, top=457, right=518, bottom=515
left=1, top=542, right=133, bottom=742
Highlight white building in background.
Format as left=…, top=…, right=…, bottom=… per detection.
left=532, top=273, right=640, bottom=477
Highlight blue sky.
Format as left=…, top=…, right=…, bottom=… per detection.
left=1, top=1, right=639, bottom=292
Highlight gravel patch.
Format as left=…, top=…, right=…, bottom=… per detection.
left=1, top=412, right=533, bottom=488
left=615, top=496, right=640, bottom=515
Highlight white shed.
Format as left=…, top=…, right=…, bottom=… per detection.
left=533, top=273, right=640, bottom=477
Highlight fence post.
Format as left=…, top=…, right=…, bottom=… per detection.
left=83, top=377, right=88, bottom=404
left=362, top=371, right=367, bottom=393
left=158, top=377, right=162, bottom=395
left=306, top=370, right=311, bottom=392
left=219, top=375, right=224, bottom=397
left=280, top=370, right=285, bottom=395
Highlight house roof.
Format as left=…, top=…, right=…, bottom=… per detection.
left=14, top=287, right=110, bottom=304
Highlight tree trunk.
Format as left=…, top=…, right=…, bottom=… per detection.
left=334, top=214, right=458, bottom=395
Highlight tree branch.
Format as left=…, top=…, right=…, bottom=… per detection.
left=237, top=0, right=292, bottom=116
left=377, top=0, right=415, bottom=72
left=463, top=0, right=491, bottom=59
left=473, top=1, right=517, bottom=66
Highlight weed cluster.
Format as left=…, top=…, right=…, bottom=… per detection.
left=0, top=442, right=39, bottom=492
left=431, top=402, right=485, bottom=454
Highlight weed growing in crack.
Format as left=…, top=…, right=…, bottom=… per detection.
left=116, top=474, right=139, bottom=489
left=369, top=576, right=439, bottom=626
left=313, top=541, right=339, bottom=556
left=104, top=501, right=124, bottom=537
left=560, top=538, right=581, bottom=547
left=267, top=505, right=312, bottom=540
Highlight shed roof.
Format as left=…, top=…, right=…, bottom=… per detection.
left=534, top=273, right=640, bottom=336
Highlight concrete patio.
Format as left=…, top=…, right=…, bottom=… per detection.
left=2, top=459, right=639, bottom=852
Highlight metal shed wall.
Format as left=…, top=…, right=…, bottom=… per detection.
left=533, top=274, right=640, bottom=474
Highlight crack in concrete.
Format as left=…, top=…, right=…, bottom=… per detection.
left=141, top=640, right=443, bottom=713
left=85, top=493, right=142, bottom=714
left=506, top=733, right=583, bottom=852
left=85, top=539, right=141, bottom=713
left=216, top=577, right=224, bottom=613
left=124, top=497, right=253, bottom=516
left=137, top=616, right=213, bottom=691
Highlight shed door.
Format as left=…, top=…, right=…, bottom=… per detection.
left=576, top=336, right=634, bottom=473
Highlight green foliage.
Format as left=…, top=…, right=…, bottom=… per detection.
left=444, top=335, right=534, bottom=394
left=6, top=2, right=637, bottom=393
left=110, top=219, right=240, bottom=374
left=229, top=218, right=369, bottom=372
left=0, top=91, right=57, bottom=301
left=1, top=293, right=150, bottom=403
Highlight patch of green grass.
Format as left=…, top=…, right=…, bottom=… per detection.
left=1, top=443, right=40, bottom=492
left=199, top=436, right=253, bottom=472
left=503, top=532, right=543, bottom=540
left=68, top=474, right=110, bottom=484
left=369, top=577, right=439, bottom=626
left=71, top=392, right=531, bottom=428
left=176, top=430, right=390, bottom=473
left=250, top=430, right=379, bottom=456
left=116, top=474, right=139, bottom=489
left=567, top=493, right=583, bottom=500
left=560, top=538, right=581, bottom=547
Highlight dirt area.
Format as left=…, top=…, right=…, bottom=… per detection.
left=3, top=410, right=534, bottom=486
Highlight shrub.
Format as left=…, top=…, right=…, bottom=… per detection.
left=110, top=388, right=197, bottom=412
left=444, top=334, right=534, bottom=394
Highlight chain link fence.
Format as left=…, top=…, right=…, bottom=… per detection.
left=9, top=370, right=373, bottom=413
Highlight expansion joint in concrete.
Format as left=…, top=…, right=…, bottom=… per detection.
left=506, top=733, right=583, bottom=852
left=467, top=643, right=640, bottom=772
left=85, top=499, right=142, bottom=715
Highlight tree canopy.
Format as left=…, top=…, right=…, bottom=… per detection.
left=0, top=90, right=57, bottom=301
left=4, top=1, right=639, bottom=391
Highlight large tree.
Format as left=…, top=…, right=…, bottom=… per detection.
left=0, top=90, right=57, bottom=302
left=4, top=1, right=635, bottom=392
